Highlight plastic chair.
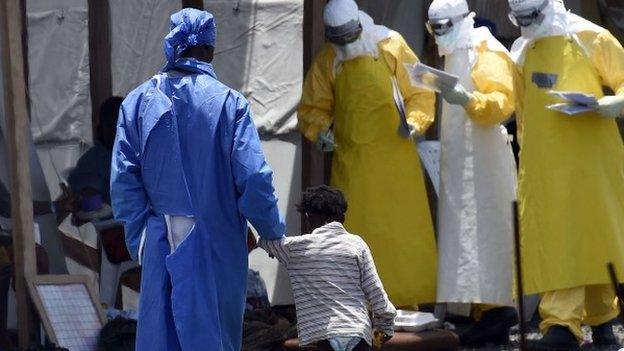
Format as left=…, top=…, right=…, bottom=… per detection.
left=98, top=225, right=139, bottom=308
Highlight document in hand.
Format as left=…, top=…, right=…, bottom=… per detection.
left=405, top=62, right=459, bottom=92
left=546, top=90, right=599, bottom=115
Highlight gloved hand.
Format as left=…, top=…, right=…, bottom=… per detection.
left=597, top=95, right=624, bottom=119
left=439, top=82, right=473, bottom=107
left=316, top=129, right=336, bottom=152
left=397, top=123, right=417, bottom=140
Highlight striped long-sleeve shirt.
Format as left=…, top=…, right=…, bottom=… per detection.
left=258, top=222, right=396, bottom=346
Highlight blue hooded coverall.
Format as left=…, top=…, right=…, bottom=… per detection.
left=110, top=9, right=285, bottom=351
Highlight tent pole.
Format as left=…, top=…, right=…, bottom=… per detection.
left=301, top=0, right=328, bottom=232
left=88, top=0, right=113, bottom=137
left=0, top=0, right=38, bottom=347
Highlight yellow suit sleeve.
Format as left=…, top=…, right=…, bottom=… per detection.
left=297, top=45, right=336, bottom=142
left=464, top=43, right=516, bottom=125
left=381, top=33, right=436, bottom=135
left=580, top=30, right=624, bottom=96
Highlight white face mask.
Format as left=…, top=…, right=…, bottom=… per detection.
left=435, top=29, right=461, bottom=56
left=332, top=34, right=379, bottom=61
left=435, top=14, right=474, bottom=56
left=332, top=11, right=388, bottom=61
left=521, top=23, right=547, bottom=39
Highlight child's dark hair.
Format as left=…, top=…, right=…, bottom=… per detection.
left=296, top=185, right=348, bottom=221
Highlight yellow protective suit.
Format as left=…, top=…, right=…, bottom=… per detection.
left=540, top=285, right=618, bottom=340
left=515, top=30, right=624, bottom=296
left=298, top=32, right=437, bottom=306
left=465, top=44, right=515, bottom=125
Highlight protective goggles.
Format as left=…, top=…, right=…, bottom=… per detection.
left=325, top=19, right=363, bottom=46
left=508, top=0, right=549, bottom=27
left=426, top=13, right=469, bottom=37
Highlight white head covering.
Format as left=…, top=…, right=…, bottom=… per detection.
left=428, top=0, right=469, bottom=20
left=332, top=11, right=391, bottom=62
left=428, top=0, right=475, bottom=57
left=509, top=0, right=605, bottom=65
left=324, top=0, right=359, bottom=27
left=514, top=0, right=568, bottom=39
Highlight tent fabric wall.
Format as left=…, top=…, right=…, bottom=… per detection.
left=26, top=0, right=91, bottom=200
left=110, top=0, right=303, bottom=135
left=205, top=0, right=302, bottom=135
left=110, top=0, right=181, bottom=97
left=27, top=0, right=92, bottom=145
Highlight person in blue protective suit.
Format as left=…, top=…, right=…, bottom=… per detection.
left=110, top=8, right=285, bottom=351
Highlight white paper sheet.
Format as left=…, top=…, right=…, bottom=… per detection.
left=406, top=62, right=459, bottom=92
left=547, top=90, right=598, bottom=115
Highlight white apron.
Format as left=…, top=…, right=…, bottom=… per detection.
left=436, top=28, right=517, bottom=306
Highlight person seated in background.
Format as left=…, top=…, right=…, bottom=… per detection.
left=0, top=179, right=71, bottom=219
left=68, top=96, right=124, bottom=208
left=258, top=185, right=396, bottom=351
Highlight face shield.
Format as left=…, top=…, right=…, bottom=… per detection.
left=325, top=19, right=363, bottom=46
left=426, top=13, right=470, bottom=37
left=508, top=0, right=549, bottom=27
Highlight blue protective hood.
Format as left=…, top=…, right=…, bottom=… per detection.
left=164, top=8, right=216, bottom=70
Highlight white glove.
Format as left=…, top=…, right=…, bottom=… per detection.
left=597, top=95, right=624, bottom=119
left=439, top=82, right=473, bottom=107
left=316, top=130, right=336, bottom=152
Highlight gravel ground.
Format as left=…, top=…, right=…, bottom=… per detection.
left=454, top=323, right=624, bottom=350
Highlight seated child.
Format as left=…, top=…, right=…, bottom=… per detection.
left=258, top=185, right=396, bottom=351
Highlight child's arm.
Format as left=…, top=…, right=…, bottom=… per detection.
left=257, top=237, right=291, bottom=265
left=360, top=242, right=397, bottom=337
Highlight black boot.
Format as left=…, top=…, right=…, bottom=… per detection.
left=459, top=306, right=519, bottom=348
left=527, top=325, right=580, bottom=350
left=591, top=320, right=619, bottom=346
